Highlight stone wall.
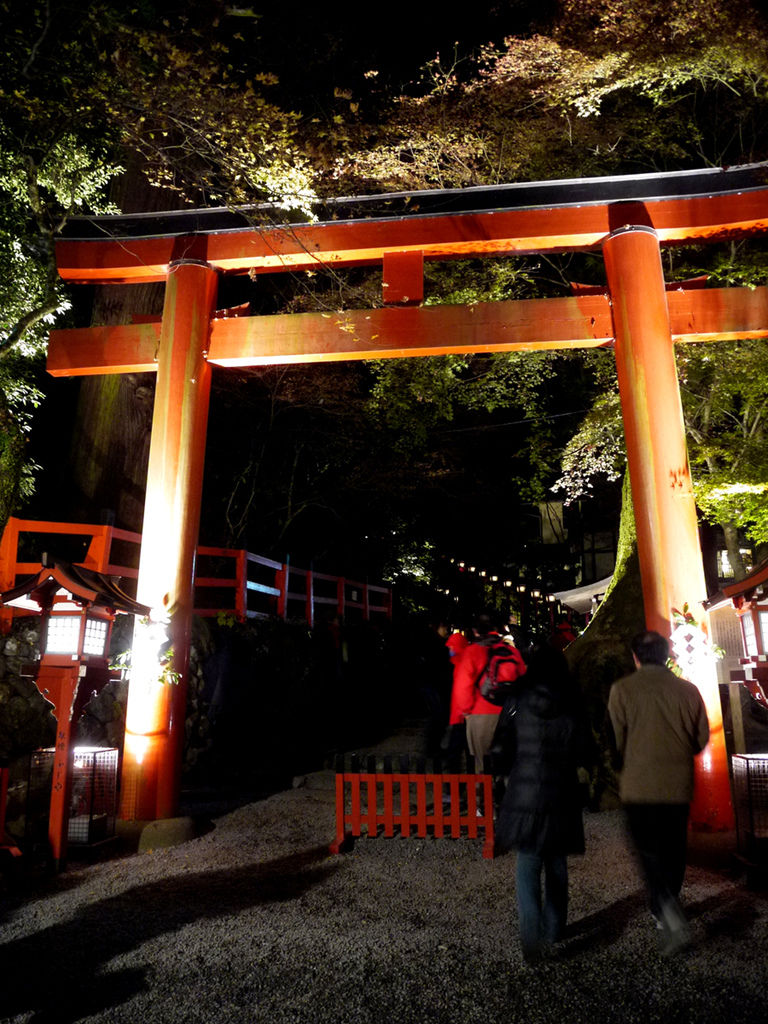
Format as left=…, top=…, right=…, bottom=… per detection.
left=0, top=622, right=55, bottom=765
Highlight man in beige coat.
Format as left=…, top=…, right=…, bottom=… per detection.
left=608, top=630, right=710, bottom=955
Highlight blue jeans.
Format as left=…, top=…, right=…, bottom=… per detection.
left=515, top=851, right=568, bottom=956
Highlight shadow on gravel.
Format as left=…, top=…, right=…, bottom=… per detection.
left=557, top=889, right=647, bottom=957
left=0, top=845, right=337, bottom=1023
left=687, top=889, right=764, bottom=940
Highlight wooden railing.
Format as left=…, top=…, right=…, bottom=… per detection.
left=0, top=517, right=392, bottom=630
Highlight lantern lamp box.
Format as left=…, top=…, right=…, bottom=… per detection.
left=0, top=557, right=149, bottom=868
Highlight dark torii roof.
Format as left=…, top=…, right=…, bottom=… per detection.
left=59, top=162, right=768, bottom=241
left=0, top=556, right=151, bottom=616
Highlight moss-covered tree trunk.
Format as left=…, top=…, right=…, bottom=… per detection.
left=567, top=471, right=646, bottom=807
left=68, top=159, right=179, bottom=530
left=0, top=389, right=26, bottom=537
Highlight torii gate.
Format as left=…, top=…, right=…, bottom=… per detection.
left=48, top=163, right=768, bottom=830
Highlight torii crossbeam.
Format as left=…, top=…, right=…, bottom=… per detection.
left=49, top=163, right=768, bottom=829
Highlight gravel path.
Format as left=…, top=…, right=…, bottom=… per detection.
left=1, top=725, right=767, bottom=1024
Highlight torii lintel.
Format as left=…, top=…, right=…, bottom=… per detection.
left=47, top=285, right=768, bottom=376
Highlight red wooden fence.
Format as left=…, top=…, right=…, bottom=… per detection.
left=330, top=754, right=496, bottom=860
left=0, top=517, right=392, bottom=631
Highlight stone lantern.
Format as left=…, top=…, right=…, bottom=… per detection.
left=0, top=555, right=149, bottom=869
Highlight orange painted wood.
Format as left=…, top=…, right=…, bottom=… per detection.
left=55, top=188, right=768, bottom=284
left=36, top=664, right=81, bottom=869
left=206, top=295, right=613, bottom=366
left=667, top=285, right=768, bottom=342
left=330, top=773, right=347, bottom=852
left=605, top=226, right=733, bottom=831
left=235, top=548, right=247, bottom=620
left=121, top=261, right=218, bottom=822
left=330, top=770, right=495, bottom=858
left=382, top=250, right=424, bottom=305
left=47, top=286, right=768, bottom=377
left=607, top=230, right=707, bottom=634
left=47, top=323, right=161, bottom=375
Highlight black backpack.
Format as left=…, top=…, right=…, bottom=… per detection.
left=474, top=636, right=524, bottom=706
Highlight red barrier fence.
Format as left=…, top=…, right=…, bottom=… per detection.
left=0, top=517, right=392, bottom=631
left=329, top=754, right=496, bottom=860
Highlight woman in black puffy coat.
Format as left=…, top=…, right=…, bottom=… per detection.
left=495, top=642, right=587, bottom=963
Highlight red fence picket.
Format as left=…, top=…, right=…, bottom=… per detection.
left=329, top=756, right=495, bottom=859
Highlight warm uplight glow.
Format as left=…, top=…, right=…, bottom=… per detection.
left=670, top=622, right=711, bottom=674
left=670, top=621, right=723, bottom=723
left=124, top=613, right=171, bottom=737
left=124, top=731, right=151, bottom=767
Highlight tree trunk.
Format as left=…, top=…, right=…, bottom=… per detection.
left=0, top=390, right=26, bottom=536
left=566, top=470, right=645, bottom=809
left=722, top=520, right=746, bottom=581
left=68, top=158, right=180, bottom=531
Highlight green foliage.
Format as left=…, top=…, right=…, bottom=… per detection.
left=0, top=133, right=120, bottom=218
left=98, top=15, right=314, bottom=210
left=329, top=0, right=768, bottom=194
left=0, top=12, right=125, bottom=526
left=554, top=387, right=624, bottom=502
left=678, top=339, right=768, bottom=547
left=0, top=129, right=122, bottom=523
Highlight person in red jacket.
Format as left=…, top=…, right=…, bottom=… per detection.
left=445, top=626, right=470, bottom=661
left=449, top=613, right=527, bottom=772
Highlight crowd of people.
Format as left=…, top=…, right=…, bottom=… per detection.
left=419, top=612, right=711, bottom=964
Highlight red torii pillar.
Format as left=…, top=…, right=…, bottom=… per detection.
left=119, top=259, right=218, bottom=821
left=605, top=225, right=732, bottom=829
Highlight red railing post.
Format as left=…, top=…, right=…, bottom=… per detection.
left=276, top=559, right=289, bottom=619
left=83, top=524, right=111, bottom=572
left=235, top=549, right=247, bottom=621
left=0, top=517, right=20, bottom=634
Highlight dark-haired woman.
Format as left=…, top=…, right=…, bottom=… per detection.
left=495, top=643, right=588, bottom=964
